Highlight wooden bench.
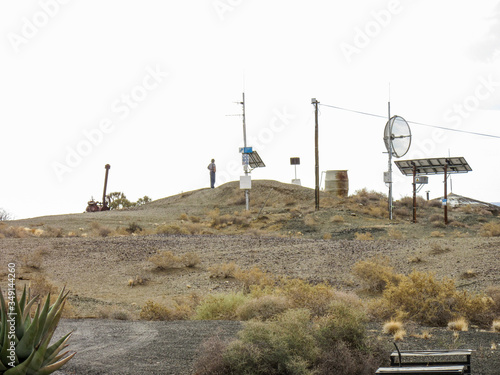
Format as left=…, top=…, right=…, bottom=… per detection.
left=390, top=350, right=472, bottom=375
left=376, top=365, right=466, bottom=374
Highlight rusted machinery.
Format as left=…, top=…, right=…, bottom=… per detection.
left=86, top=164, right=111, bottom=212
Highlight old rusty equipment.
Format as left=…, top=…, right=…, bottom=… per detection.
left=86, top=164, right=111, bottom=212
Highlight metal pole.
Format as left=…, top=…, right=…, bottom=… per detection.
left=444, top=163, right=448, bottom=225
left=312, top=98, right=320, bottom=211
left=412, top=163, right=417, bottom=223
left=242, top=92, right=249, bottom=211
left=388, top=102, right=393, bottom=220
left=102, top=164, right=111, bottom=210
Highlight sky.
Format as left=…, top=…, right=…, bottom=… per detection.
left=1, top=0, right=500, bottom=219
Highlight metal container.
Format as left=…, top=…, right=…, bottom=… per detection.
left=324, top=170, right=349, bottom=197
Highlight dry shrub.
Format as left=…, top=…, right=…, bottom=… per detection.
left=430, top=230, right=445, bottom=238
left=179, top=213, right=189, bottom=221
left=427, top=199, right=443, bottom=208
left=432, top=221, right=446, bottom=229
left=209, top=262, right=240, bottom=279
left=351, top=188, right=386, bottom=205
left=29, top=274, right=57, bottom=299
left=448, top=317, right=468, bottom=331
left=429, top=243, right=451, bottom=255
left=355, top=232, right=374, bottom=240
left=393, top=208, right=410, bottom=218
left=304, top=214, right=316, bottom=226
left=183, top=222, right=205, bottom=235
left=331, top=215, right=344, bottom=223
left=492, top=319, right=500, bottom=332
left=460, top=269, right=477, bottom=279
left=236, top=295, right=290, bottom=321
left=155, top=224, right=190, bottom=235
left=110, top=310, right=130, bottom=320
left=393, top=329, right=406, bottom=341
left=41, top=226, right=64, bottom=238
left=140, top=298, right=194, bottom=321
left=387, top=228, right=403, bottom=239
left=322, top=233, right=332, bottom=240
left=193, top=334, right=231, bottom=375
left=189, top=215, right=202, bottom=223
left=182, top=252, right=200, bottom=267
left=90, top=221, right=112, bottom=237
left=383, top=320, right=403, bottom=335
left=352, top=257, right=401, bottom=294
left=0, top=225, right=29, bottom=238
left=234, top=266, right=273, bottom=293
left=128, top=275, right=148, bottom=287
left=274, top=278, right=361, bottom=317
left=480, top=222, right=500, bottom=237
left=22, top=247, right=48, bottom=270
left=428, top=214, right=442, bottom=222
left=372, top=270, right=495, bottom=327
left=366, top=206, right=386, bottom=219
left=487, top=286, right=500, bottom=316
left=149, top=250, right=181, bottom=269
left=194, top=293, right=247, bottom=320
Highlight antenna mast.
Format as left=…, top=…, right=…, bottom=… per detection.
left=240, top=93, right=250, bottom=210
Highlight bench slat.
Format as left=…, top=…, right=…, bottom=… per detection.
left=376, top=365, right=465, bottom=374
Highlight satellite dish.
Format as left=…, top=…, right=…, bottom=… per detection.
left=384, top=115, right=411, bottom=158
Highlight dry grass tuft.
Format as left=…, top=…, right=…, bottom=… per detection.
left=22, top=247, right=48, bottom=270
left=330, top=215, right=344, bottom=223
left=209, top=262, right=239, bottom=279
left=492, top=319, right=500, bottom=332
left=460, top=269, right=477, bottom=279
left=352, top=257, right=401, bottom=294
left=448, top=317, right=468, bottom=332
left=383, top=320, right=403, bottom=335
left=430, top=230, right=445, bottom=238
left=393, top=329, right=406, bottom=341
left=388, top=228, right=404, bottom=239
left=480, top=222, right=500, bottom=237
left=354, top=232, right=374, bottom=241
left=149, top=250, right=181, bottom=269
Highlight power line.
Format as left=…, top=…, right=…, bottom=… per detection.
left=319, top=103, right=500, bottom=140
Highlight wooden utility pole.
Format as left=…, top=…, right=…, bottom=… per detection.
left=312, top=98, right=320, bottom=211
left=444, top=163, right=448, bottom=225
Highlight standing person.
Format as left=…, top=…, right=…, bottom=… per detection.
left=207, top=159, right=216, bottom=188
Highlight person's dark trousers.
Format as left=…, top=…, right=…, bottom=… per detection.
left=210, top=171, right=215, bottom=188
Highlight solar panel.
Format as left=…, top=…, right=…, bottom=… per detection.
left=394, top=157, right=471, bottom=176
left=248, top=151, right=265, bottom=168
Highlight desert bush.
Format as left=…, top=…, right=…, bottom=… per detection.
left=351, top=189, right=386, bottom=205
left=304, top=214, right=316, bottom=226
left=352, top=257, right=402, bottom=293
left=148, top=250, right=181, bottom=269
left=0, top=224, right=29, bottom=238
left=194, top=293, right=247, bottom=320
left=492, top=319, right=500, bottom=332
left=234, top=266, right=273, bottom=293
left=355, top=232, right=374, bottom=240
left=189, top=215, right=202, bottom=223
left=275, top=278, right=360, bottom=317
left=209, top=262, right=240, bottom=279
left=322, top=233, right=332, bottom=240
left=29, top=274, right=57, bottom=299
left=448, top=317, right=468, bottom=331
left=383, top=320, right=403, bottom=335
left=487, top=286, right=500, bottom=316
left=480, top=222, right=500, bottom=237
left=429, top=243, right=451, bottom=255
left=195, top=307, right=383, bottom=375
left=155, top=224, right=190, bottom=235
left=236, top=295, right=290, bottom=321
left=430, top=230, right=445, bottom=237
left=90, top=221, right=112, bottom=237
left=126, top=222, right=142, bottom=234
left=182, top=222, right=205, bottom=235
left=427, top=199, right=443, bottom=208
left=387, top=228, right=403, bottom=239
left=110, top=310, right=130, bottom=320
left=331, top=215, right=344, bottom=223
left=432, top=221, right=446, bottom=229
left=140, top=298, right=194, bottom=321
left=140, top=300, right=175, bottom=321
left=41, top=226, right=64, bottom=238
left=393, top=329, right=406, bottom=341
left=22, top=247, right=47, bottom=269
left=372, top=270, right=495, bottom=327
left=181, top=252, right=200, bottom=267
left=179, top=213, right=189, bottom=221
left=428, top=213, right=442, bottom=222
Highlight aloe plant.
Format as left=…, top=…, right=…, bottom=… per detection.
left=0, top=286, right=75, bottom=375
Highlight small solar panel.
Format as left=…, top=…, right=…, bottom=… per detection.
left=248, top=151, right=265, bottom=168
left=394, top=157, right=471, bottom=176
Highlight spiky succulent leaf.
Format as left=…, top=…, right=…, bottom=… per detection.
left=3, top=349, right=35, bottom=375
left=15, top=305, right=40, bottom=361
left=36, top=352, right=76, bottom=375
left=42, top=332, right=72, bottom=367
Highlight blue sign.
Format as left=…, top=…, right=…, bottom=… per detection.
left=239, top=147, right=253, bottom=154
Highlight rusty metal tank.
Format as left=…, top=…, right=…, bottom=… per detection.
left=324, top=170, right=349, bottom=197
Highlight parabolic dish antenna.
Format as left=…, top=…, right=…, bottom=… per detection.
left=384, top=115, right=412, bottom=158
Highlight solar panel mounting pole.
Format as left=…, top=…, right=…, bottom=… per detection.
left=388, top=102, right=393, bottom=220
left=312, top=98, right=320, bottom=211
left=241, top=92, right=249, bottom=211
left=444, top=162, right=448, bottom=225
left=412, top=163, right=417, bottom=223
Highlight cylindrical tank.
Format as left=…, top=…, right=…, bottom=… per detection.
left=324, top=170, right=349, bottom=197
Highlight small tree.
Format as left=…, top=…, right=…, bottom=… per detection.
left=108, top=192, right=134, bottom=210
left=0, top=208, right=12, bottom=221
left=136, top=195, right=152, bottom=206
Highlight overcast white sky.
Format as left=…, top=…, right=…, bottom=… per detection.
left=2, top=0, right=500, bottom=219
